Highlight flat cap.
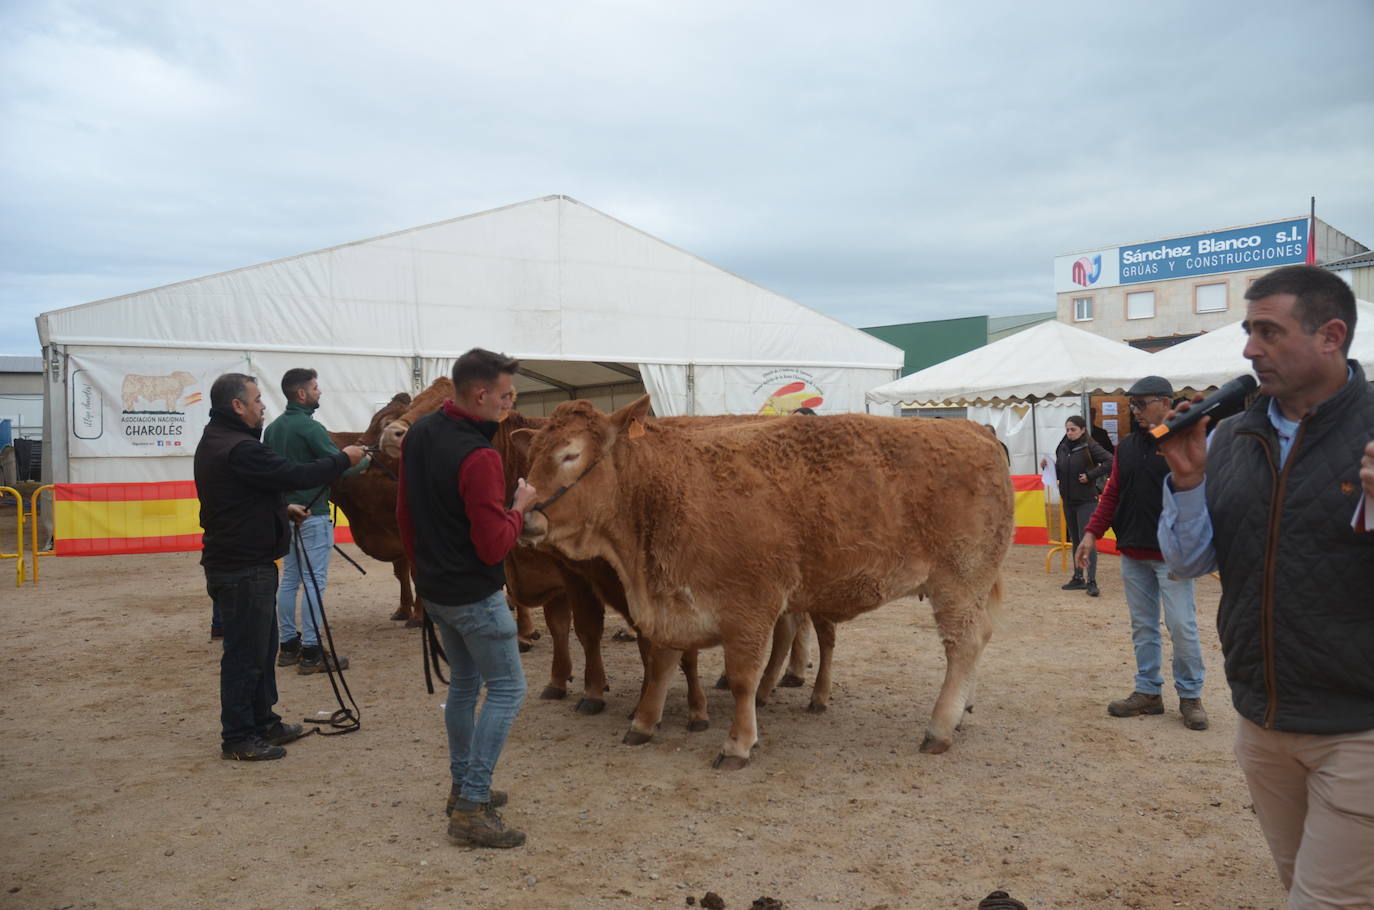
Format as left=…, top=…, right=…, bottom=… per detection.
left=1126, top=375, right=1174, bottom=398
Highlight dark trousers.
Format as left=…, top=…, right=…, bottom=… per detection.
left=1064, top=498, right=1099, bottom=583
left=205, top=564, right=282, bottom=746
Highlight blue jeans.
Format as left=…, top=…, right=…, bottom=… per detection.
left=425, top=591, right=527, bottom=804
left=276, top=515, right=332, bottom=647
left=205, top=564, right=282, bottom=746
left=1119, top=555, right=1205, bottom=698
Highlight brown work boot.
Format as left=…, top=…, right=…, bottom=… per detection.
left=448, top=801, right=525, bottom=848
left=1108, top=691, right=1164, bottom=717
left=444, top=783, right=507, bottom=816
left=1179, top=698, right=1209, bottom=730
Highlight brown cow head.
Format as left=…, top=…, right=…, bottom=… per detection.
left=378, top=377, right=455, bottom=459
left=517, top=394, right=652, bottom=557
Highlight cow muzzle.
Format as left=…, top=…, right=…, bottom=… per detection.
left=519, top=509, right=549, bottom=546
left=379, top=420, right=409, bottom=459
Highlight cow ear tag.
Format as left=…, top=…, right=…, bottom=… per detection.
left=627, top=419, right=646, bottom=440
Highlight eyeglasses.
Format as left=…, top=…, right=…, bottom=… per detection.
left=1128, top=397, right=1165, bottom=411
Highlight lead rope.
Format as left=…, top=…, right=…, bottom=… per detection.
left=294, top=482, right=361, bottom=735
left=421, top=606, right=449, bottom=694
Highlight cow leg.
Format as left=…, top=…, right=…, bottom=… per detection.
left=921, top=591, right=996, bottom=754
left=624, top=643, right=681, bottom=746
left=679, top=650, right=709, bottom=732
left=402, top=558, right=423, bottom=628
left=511, top=597, right=537, bottom=652
left=781, top=613, right=812, bottom=687
left=807, top=616, right=836, bottom=714
left=540, top=595, right=573, bottom=701
left=713, top=626, right=773, bottom=770
left=630, top=635, right=653, bottom=720
left=569, top=592, right=608, bottom=715
left=389, top=559, right=413, bottom=622
left=754, top=614, right=798, bottom=707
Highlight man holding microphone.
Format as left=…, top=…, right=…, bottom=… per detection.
left=1156, top=264, right=1374, bottom=906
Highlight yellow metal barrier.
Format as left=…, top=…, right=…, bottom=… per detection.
left=1044, top=500, right=1072, bottom=574
left=28, top=485, right=54, bottom=584
left=1, top=486, right=23, bottom=587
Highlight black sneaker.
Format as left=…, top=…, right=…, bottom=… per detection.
left=1061, top=576, right=1087, bottom=590
left=259, top=722, right=307, bottom=746
left=298, top=652, right=350, bottom=675
left=221, top=737, right=287, bottom=761
left=1085, top=581, right=1100, bottom=597
left=277, top=637, right=303, bottom=667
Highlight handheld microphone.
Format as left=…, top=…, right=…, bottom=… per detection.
left=1150, top=374, right=1257, bottom=439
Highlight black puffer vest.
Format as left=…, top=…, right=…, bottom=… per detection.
left=401, top=409, right=507, bottom=605
left=1109, top=430, right=1172, bottom=551
left=1205, top=361, right=1374, bottom=734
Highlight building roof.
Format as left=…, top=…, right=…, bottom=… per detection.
left=1327, top=249, right=1374, bottom=268
left=0, top=355, right=44, bottom=373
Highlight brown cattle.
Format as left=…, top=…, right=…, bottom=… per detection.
left=516, top=397, right=1014, bottom=769
left=327, top=393, right=420, bottom=625
left=382, top=379, right=818, bottom=727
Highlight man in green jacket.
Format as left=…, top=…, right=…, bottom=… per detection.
left=263, top=368, right=368, bottom=674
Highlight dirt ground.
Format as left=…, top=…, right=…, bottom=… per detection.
left=0, top=523, right=1287, bottom=910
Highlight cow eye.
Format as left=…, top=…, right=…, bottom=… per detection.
left=562, top=452, right=579, bottom=464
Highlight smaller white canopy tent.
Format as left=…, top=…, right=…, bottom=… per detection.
left=866, top=319, right=1156, bottom=407
left=1146, top=299, right=1374, bottom=391
left=865, top=320, right=1157, bottom=475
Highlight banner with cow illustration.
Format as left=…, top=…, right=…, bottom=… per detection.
left=711, top=366, right=876, bottom=415
left=67, top=353, right=250, bottom=457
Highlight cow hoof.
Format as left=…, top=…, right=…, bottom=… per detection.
left=623, top=729, right=654, bottom=746
left=528, top=630, right=542, bottom=641
left=919, top=732, right=951, bottom=754
left=518, top=639, right=532, bottom=653
left=713, top=674, right=729, bottom=690
left=404, top=618, right=423, bottom=629
left=754, top=697, right=768, bottom=709
left=711, top=753, right=749, bottom=771
left=575, top=698, right=606, bottom=716
left=806, top=702, right=828, bottom=714
left=779, top=672, right=805, bottom=688
left=687, top=719, right=710, bottom=733
left=389, top=608, right=408, bottom=621
left=539, top=685, right=567, bottom=701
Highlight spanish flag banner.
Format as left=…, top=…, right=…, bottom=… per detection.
left=1011, top=475, right=1117, bottom=554
left=51, top=479, right=1077, bottom=556
left=53, top=482, right=355, bottom=556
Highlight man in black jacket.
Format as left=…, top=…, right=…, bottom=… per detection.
left=196, top=373, right=364, bottom=761
left=1158, top=265, right=1374, bottom=903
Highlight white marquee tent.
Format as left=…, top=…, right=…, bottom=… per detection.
left=37, top=195, right=902, bottom=483
left=1146, top=299, right=1374, bottom=390
left=865, top=320, right=1157, bottom=474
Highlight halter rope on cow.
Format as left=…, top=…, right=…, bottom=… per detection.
left=529, top=454, right=603, bottom=515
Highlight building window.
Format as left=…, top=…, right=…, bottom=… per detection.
left=1195, top=282, right=1227, bottom=313
left=1126, top=290, right=1155, bottom=320
left=1073, top=297, right=1093, bottom=321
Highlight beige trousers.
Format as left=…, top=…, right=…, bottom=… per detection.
left=1234, top=716, right=1374, bottom=908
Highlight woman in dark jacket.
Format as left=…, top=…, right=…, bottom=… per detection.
left=1041, top=415, right=1113, bottom=596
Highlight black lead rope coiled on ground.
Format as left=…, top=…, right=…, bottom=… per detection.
left=294, top=484, right=361, bottom=735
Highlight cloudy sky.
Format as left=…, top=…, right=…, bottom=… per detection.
left=2, top=0, right=1372, bottom=355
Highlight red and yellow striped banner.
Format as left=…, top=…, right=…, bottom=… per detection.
left=53, top=482, right=355, bottom=556
left=1012, top=475, right=1117, bottom=554
left=51, top=478, right=1099, bottom=556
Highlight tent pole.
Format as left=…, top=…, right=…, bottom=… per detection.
left=1030, top=398, right=1038, bottom=471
